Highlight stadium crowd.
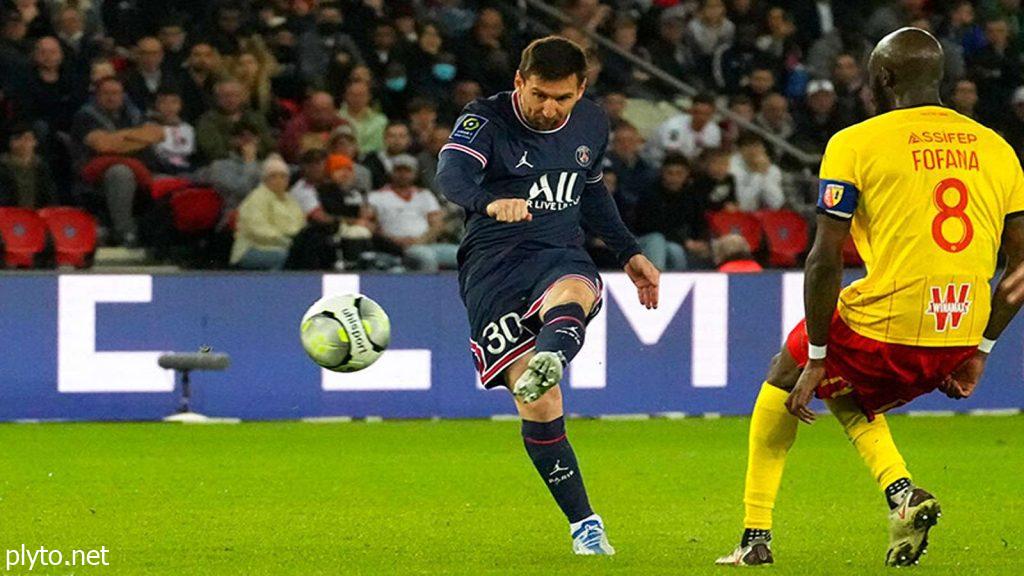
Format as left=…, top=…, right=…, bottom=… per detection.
left=0, top=0, right=1022, bottom=271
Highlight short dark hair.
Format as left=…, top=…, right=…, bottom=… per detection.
left=407, top=97, right=437, bottom=115
left=691, top=93, right=716, bottom=108
left=737, top=132, right=765, bottom=148
left=300, top=148, right=328, bottom=165
left=7, top=122, right=34, bottom=140
left=519, top=36, right=588, bottom=84
left=662, top=153, right=691, bottom=171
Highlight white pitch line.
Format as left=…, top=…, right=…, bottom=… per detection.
left=967, top=408, right=1022, bottom=417
left=597, top=414, right=651, bottom=421
left=907, top=410, right=956, bottom=417
left=301, top=416, right=354, bottom=423
left=655, top=412, right=689, bottom=420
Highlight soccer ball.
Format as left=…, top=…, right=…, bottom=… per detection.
left=300, top=294, right=390, bottom=372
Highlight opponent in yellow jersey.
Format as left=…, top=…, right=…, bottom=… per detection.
left=717, top=28, right=1024, bottom=569
left=818, top=105, right=1024, bottom=346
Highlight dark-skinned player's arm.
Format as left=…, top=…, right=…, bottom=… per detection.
left=580, top=176, right=660, bottom=309
left=785, top=214, right=850, bottom=423
left=940, top=213, right=1024, bottom=399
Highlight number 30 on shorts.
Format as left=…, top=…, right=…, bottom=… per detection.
left=482, top=312, right=523, bottom=355
left=931, top=177, right=974, bottom=253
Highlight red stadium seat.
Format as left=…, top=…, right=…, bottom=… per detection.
left=169, top=188, right=223, bottom=234
left=150, top=177, right=193, bottom=200
left=0, top=207, right=50, bottom=268
left=707, top=211, right=763, bottom=252
left=38, top=207, right=98, bottom=268
left=756, top=210, right=809, bottom=268
left=843, top=235, right=864, bottom=267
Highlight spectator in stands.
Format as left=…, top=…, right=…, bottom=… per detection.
left=12, top=0, right=51, bottom=40
left=949, top=78, right=979, bottom=119
left=279, top=91, right=344, bottom=164
left=54, top=5, right=98, bottom=72
left=418, top=124, right=452, bottom=194
left=123, top=37, right=170, bottom=114
left=149, top=88, right=195, bottom=175
left=380, top=61, right=414, bottom=120
left=180, top=43, right=223, bottom=123
left=195, top=78, right=274, bottom=163
left=601, top=14, right=652, bottom=96
left=693, top=148, right=738, bottom=211
left=606, top=122, right=657, bottom=229
left=867, top=0, right=933, bottom=42
left=407, top=98, right=439, bottom=154
left=648, top=93, right=721, bottom=164
left=713, top=26, right=764, bottom=95
left=339, top=79, right=387, bottom=155
left=756, top=6, right=801, bottom=76
left=730, top=133, right=784, bottom=212
left=24, top=36, right=86, bottom=134
left=565, top=0, right=613, bottom=34
left=743, top=65, right=777, bottom=110
left=807, top=24, right=873, bottom=80
left=364, top=121, right=413, bottom=190
left=635, top=154, right=710, bottom=271
left=831, top=53, right=870, bottom=124
left=230, top=154, right=305, bottom=270
left=70, top=76, right=163, bottom=246
left=440, top=79, right=482, bottom=124
left=408, top=22, right=457, bottom=104
left=368, top=154, right=457, bottom=272
left=0, top=10, right=31, bottom=92
left=203, top=121, right=264, bottom=220
left=755, top=93, right=795, bottom=157
left=713, top=233, right=763, bottom=273
left=983, top=1, right=1023, bottom=47
left=230, top=41, right=279, bottom=122
left=721, top=94, right=755, bottom=149
left=457, top=8, right=514, bottom=96
left=688, top=0, right=735, bottom=83
left=296, top=1, right=363, bottom=85
left=601, top=92, right=628, bottom=131
left=327, top=124, right=373, bottom=192
left=207, top=2, right=248, bottom=57
left=1002, top=86, right=1024, bottom=159
left=942, top=1, right=986, bottom=59
left=365, top=21, right=405, bottom=82
left=0, top=124, right=56, bottom=208
left=157, top=19, right=189, bottom=73
left=793, top=79, right=846, bottom=154
left=290, top=148, right=332, bottom=224
left=650, top=8, right=698, bottom=97
left=968, top=18, right=1021, bottom=125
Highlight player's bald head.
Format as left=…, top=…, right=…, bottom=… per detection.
left=869, top=27, right=944, bottom=111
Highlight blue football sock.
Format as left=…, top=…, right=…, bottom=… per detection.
left=522, top=416, right=594, bottom=523
left=535, top=303, right=587, bottom=365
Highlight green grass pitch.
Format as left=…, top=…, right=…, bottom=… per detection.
left=1, top=415, right=1021, bottom=575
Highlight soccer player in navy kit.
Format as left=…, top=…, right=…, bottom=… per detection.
left=435, top=37, right=660, bottom=554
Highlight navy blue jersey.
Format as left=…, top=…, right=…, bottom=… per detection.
left=436, top=91, right=640, bottom=274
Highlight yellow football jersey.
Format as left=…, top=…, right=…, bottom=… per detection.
left=817, top=105, right=1024, bottom=346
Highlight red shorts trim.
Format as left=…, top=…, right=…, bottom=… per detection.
left=785, top=315, right=976, bottom=419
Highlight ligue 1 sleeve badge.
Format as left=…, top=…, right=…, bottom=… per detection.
left=575, top=145, right=592, bottom=167
left=823, top=183, right=844, bottom=209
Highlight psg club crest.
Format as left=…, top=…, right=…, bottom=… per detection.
left=823, top=183, right=844, bottom=209
left=575, top=145, right=592, bottom=167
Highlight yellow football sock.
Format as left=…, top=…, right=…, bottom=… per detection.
left=743, top=382, right=799, bottom=530
left=825, top=394, right=911, bottom=490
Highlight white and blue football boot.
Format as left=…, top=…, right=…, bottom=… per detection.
left=571, top=514, right=616, bottom=555
left=513, top=351, right=564, bottom=404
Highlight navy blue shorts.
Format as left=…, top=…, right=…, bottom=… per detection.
left=459, top=247, right=603, bottom=388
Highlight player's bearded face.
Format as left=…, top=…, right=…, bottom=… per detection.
left=514, top=72, right=585, bottom=130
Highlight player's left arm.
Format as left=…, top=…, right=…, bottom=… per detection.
left=942, top=213, right=1024, bottom=399
left=580, top=178, right=660, bottom=308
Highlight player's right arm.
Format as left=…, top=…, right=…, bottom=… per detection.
left=436, top=106, right=531, bottom=222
